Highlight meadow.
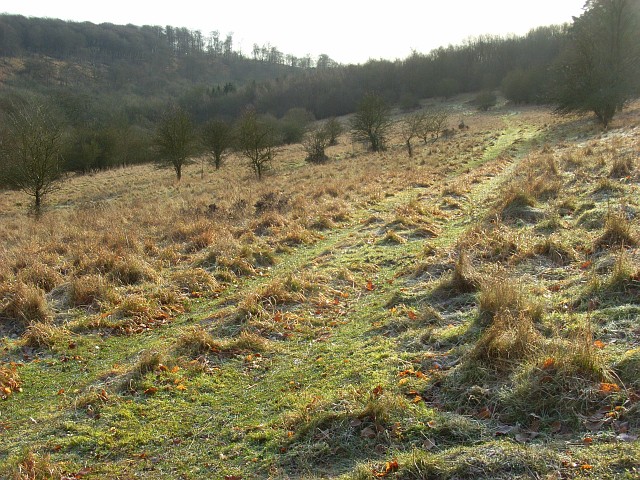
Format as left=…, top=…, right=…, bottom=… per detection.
left=1, top=96, right=639, bottom=479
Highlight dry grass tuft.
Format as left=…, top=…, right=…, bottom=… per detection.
left=175, top=325, right=222, bottom=356
left=532, top=237, right=575, bottom=265
left=471, top=311, right=541, bottom=367
left=22, top=323, right=71, bottom=350
left=170, top=268, right=219, bottom=296
left=4, top=449, right=64, bottom=480
left=68, top=274, right=112, bottom=308
left=378, top=229, right=407, bottom=245
left=594, top=210, right=637, bottom=249
left=478, top=275, right=543, bottom=325
left=176, top=325, right=270, bottom=358
left=615, top=348, right=640, bottom=389
left=16, top=264, right=62, bottom=292
left=448, top=251, right=481, bottom=294
left=609, top=153, right=635, bottom=178
left=0, top=283, right=51, bottom=326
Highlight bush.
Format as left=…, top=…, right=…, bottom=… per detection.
left=473, top=91, right=497, bottom=111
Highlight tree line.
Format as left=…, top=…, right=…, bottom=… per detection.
left=1, top=0, right=639, bottom=211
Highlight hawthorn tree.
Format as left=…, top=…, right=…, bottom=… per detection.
left=302, top=127, right=330, bottom=163
left=350, top=93, right=393, bottom=152
left=201, top=119, right=233, bottom=170
left=323, top=117, right=343, bottom=146
left=0, top=101, right=65, bottom=215
left=552, top=0, right=640, bottom=127
left=153, top=106, right=197, bottom=181
left=235, top=108, right=279, bottom=180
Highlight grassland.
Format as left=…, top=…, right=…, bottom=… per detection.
left=1, top=96, right=639, bottom=479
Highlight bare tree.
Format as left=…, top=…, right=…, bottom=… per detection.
left=0, top=101, right=65, bottom=215
left=417, top=109, right=449, bottom=144
left=153, top=106, right=197, bottom=181
left=400, top=113, right=423, bottom=157
left=201, top=119, right=233, bottom=170
left=235, top=108, right=279, bottom=180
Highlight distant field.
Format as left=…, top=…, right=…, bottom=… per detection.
left=1, top=97, right=639, bottom=479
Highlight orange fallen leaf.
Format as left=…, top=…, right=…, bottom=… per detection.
left=583, top=436, right=594, bottom=445
left=407, top=310, right=418, bottom=320
left=372, top=385, right=384, bottom=397
left=593, top=340, right=606, bottom=349
left=366, top=280, right=375, bottom=291
left=580, top=464, right=593, bottom=470
left=144, top=387, right=158, bottom=395
left=175, top=384, right=187, bottom=391
left=542, top=357, right=555, bottom=370
left=476, top=407, right=492, bottom=419
left=374, top=459, right=399, bottom=477
left=599, top=382, right=621, bottom=393
left=57, top=389, right=65, bottom=395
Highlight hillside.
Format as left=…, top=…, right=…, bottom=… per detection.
left=1, top=97, right=639, bottom=478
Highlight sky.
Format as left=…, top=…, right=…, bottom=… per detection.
left=2, top=1, right=587, bottom=64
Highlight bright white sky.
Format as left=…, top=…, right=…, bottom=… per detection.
left=2, top=1, right=586, bottom=64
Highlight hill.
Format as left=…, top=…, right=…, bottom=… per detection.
left=1, top=97, right=639, bottom=478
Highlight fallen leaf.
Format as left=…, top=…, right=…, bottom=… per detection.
left=175, top=384, right=187, bottom=391
left=74, top=467, right=92, bottom=477
left=580, top=464, right=593, bottom=470
left=495, top=425, right=514, bottom=436
left=422, top=437, right=436, bottom=450
left=350, top=419, right=363, bottom=428
left=599, top=382, right=621, bottom=393
left=614, top=421, right=629, bottom=433
left=407, top=310, right=418, bottom=320
left=373, top=459, right=399, bottom=477
left=583, top=436, right=594, bottom=445
left=57, top=389, right=65, bottom=395
left=476, top=407, right=492, bottom=419
left=360, top=427, right=377, bottom=439
left=542, top=357, right=555, bottom=370
left=366, top=280, right=375, bottom=291
left=593, top=340, right=606, bottom=349
left=372, top=385, right=384, bottom=397
left=144, top=387, right=158, bottom=396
